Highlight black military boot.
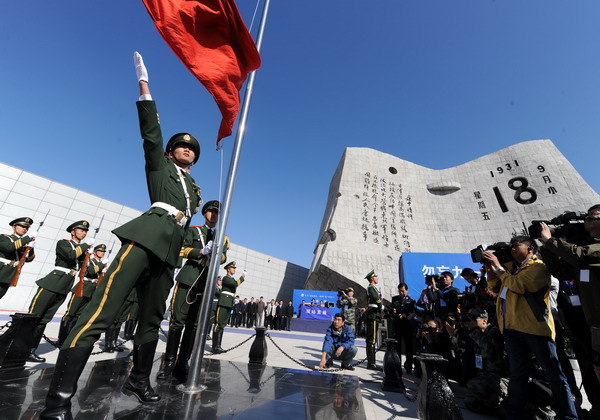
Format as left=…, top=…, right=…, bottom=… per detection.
left=157, top=327, right=182, bottom=380
left=28, top=324, right=47, bottom=363
left=112, top=324, right=125, bottom=352
left=122, top=340, right=160, bottom=403
left=103, top=328, right=115, bottom=353
left=56, top=317, right=73, bottom=348
left=212, top=330, right=224, bottom=354
left=39, top=346, right=94, bottom=420
left=366, top=346, right=382, bottom=371
left=172, top=327, right=197, bottom=383
left=123, top=319, right=137, bottom=341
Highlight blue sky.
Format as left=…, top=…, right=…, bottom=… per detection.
left=1, top=1, right=599, bottom=268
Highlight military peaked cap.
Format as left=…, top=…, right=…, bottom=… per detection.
left=66, top=220, right=90, bottom=232
left=346, top=287, right=354, bottom=292
left=9, top=217, right=33, bottom=228
left=224, top=261, right=237, bottom=270
left=94, top=244, right=107, bottom=252
left=165, top=132, right=201, bottom=164
left=202, top=200, right=220, bottom=215
left=365, top=270, right=377, bottom=281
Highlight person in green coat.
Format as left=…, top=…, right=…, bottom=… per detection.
left=41, top=52, right=203, bottom=418
left=158, top=200, right=228, bottom=381
left=56, top=244, right=107, bottom=347
left=0, top=217, right=36, bottom=300
left=213, top=262, right=246, bottom=353
left=364, top=270, right=383, bottom=371
left=28, top=220, right=92, bottom=363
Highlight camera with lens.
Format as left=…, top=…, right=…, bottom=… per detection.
left=470, top=242, right=512, bottom=264
left=425, top=273, right=443, bottom=288
left=528, top=211, right=587, bottom=243
left=418, top=323, right=437, bottom=333
left=337, top=288, right=346, bottom=297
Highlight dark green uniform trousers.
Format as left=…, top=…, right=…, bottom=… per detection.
left=366, top=319, right=379, bottom=348
left=0, top=283, right=10, bottom=300
left=29, top=288, right=69, bottom=326
left=63, top=294, right=89, bottom=319
left=64, top=242, right=174, bottom=348
left=169, top=282, right=202, bottom=329
left=213, top=305, right=231, bottom=333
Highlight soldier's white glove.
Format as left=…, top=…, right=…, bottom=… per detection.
left=28, top=230, right=38, bottom=239
left=102, top=259, right=109, bottom=265
left=84, top=238, right=95, bottom=247
left=242, top=270, right=247, bottom=278
left=28, top=240, right=36, bottom=249
left=102, top=266, right=108, bottom=273
left=87, top=246, right=94, bottom=254
left=133, top=51, right=148, bottom=83
left=201, top=240, right=214, bottom=256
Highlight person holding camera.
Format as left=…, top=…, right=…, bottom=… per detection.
left=484, top=235, right=578, bottom=420
left=391, top=283, right=417, bottom=374
left=430, top=271, right=460, bottom=319
left=464, top=309, right=507, bottom=414
left=539, top=205, right=600, bottom=384
left=336, top=287, right=357, bottom=333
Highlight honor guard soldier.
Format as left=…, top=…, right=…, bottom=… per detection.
left=213, top=262, right=246, bottom=353
left=158, top=200, right=228, bottom=381
left=28, top=220, right=92, bottom=363
left=41, top=52, right=202, bottom=418
left=0, top=217, right=36, bottom=300
left=57, top=244, right=107, bottom=347
left=365, top=270, right=383, bottom=371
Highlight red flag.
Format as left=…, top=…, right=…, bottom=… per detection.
left=141, top=0, right=262, bottom=146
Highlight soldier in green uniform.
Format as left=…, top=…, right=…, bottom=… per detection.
left=365, top=270, right=383, bottom=371
left=0, top=217, right=36, bottom=300
left=158, top=200, right=228, bottom=380
left=28, top=220, right=92, bottom=363
left=213, top=262, right=246, bottom=353
left=41, top=52, right=203, bottom=418
left=57, top=244, right=107, bottom=347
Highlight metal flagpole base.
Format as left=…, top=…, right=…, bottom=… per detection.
left=176, top=383, right=207, bottom=394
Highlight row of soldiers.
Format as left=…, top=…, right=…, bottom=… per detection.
left=0, top=52, right=247, bottom=419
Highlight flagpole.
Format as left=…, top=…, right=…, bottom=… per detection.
left=182, top=0, right=271, bottom=394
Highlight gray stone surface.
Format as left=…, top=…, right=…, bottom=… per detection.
left=307, top=139, right=600, bottom=302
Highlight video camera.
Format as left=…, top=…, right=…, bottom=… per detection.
left=470, top=242, right=512, bottom=264
left=425, top=273, right=443, bottom=288
left=528, top=211, right=587, bottom=243
left=337, top=288, right=346, bottom=298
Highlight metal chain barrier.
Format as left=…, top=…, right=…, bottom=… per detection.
left=0, top=321, right=11, bottom=331
left=265, top=333, right=383, bottom=372
left=42, top=333, right=133, bottom=356
left=203, top=333, right=256, bottom=356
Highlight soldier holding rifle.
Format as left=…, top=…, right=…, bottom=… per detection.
left=0, top=217, right=36, bottom=300
left=27, top=220, right=93, bottom=363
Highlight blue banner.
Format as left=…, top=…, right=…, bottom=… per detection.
left=300, top=306, right=336, bottom=321
left=293, top=289, right=339, bottom=315
left=399, top=252, right=482, bottom=301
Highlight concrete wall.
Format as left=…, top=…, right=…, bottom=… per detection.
left=307, top=140, right=600, bottom=303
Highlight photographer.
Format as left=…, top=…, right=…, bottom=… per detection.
left=430, top=271, right=460, bottom=318
left=391, top=283, right=417, bottom=374
left=538, top=205, right=600, bottom=387
left=464, top=309, right=507, bottom=414
left=336, top=287, right=357, bottom=333
left=484, top=235, right=578, bottom=420
left=318, top=313, right=357, bottom=370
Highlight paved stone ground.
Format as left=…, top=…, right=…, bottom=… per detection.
left=4, top=314, right=591, bottom=420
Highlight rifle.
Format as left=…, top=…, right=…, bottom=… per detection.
left=10, top=209, right=50, bottom=287
left=74, top=215, right=104, bottom=297
left=96, top=240, right=115, bottom=287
